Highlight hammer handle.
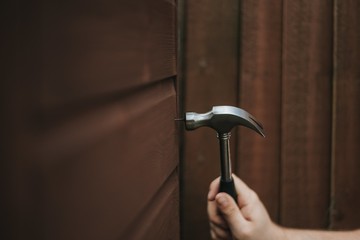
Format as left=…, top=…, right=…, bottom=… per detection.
left=219, top=179, right=237, bottom=203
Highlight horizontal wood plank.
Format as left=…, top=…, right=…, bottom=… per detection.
left=12, top=0, right=176, bottom=108
left=121, top=170, right=179, bottom=240
left=1, top=1, right=179, bottom=239
left=25, top=80, right=178, bottom=239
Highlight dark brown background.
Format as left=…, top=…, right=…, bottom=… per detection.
left=181, top=0, right=360, bottom=239
left=1, top=0, right=359, bottom=240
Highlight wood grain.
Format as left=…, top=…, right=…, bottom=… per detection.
left=1, top=1, right=180, bottom=239
left=331, top=0, right=360, bottom=230
left=182, top=0, right=240, bottom=239
left=35, top=81, right=178, bottom=239
left=236, top=0, right=282, bottom=222
left=281, top=0, right=333, bottom=228
left=38, top=0, right=176, bottom=108
left=3, top=79, right=178, bottom=239
left=122, top=170, right=179, bottom=240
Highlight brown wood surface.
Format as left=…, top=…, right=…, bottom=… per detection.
left=122, top=170, right=179, bottom=240
left=5, top=80, right=178, bottom=240
left=331, top=0, right=360, bottom=230
left=182, top=0, right=240, bottom=239
left=236, top=0, right=282, bottom=222
left=181, top=0, right=360, bottom=236
left=39, top=0, right=176, bottom=108
left=281, top=0, right=333, bottom=228
left=1, top=1, right=179, bottom=239
left=34, top=81, right=178, bottom=239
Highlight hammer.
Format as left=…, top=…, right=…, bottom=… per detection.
left=183, top=106, right=265, bottom=201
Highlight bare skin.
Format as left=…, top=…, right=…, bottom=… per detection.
left=208, top=175, right=360, bottom=240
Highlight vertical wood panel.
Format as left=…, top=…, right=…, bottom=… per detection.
left=0, top=1, right=18, bottom=238
left=281, top=0, right=333, bottom=228
left=236, top=0, right=282, bottom=222
left=331, top=0, right=360, bottom=230
left=182, top=0, right=239, bottom=239
left=182, top=0, right=360, bottom=233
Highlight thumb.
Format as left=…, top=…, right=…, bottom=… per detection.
left=215, top=193, right=248, bottom=231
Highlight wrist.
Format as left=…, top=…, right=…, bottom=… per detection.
left=274, top=224, right=288, bottom=240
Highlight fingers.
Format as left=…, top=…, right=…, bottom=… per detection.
left=208, top=198, right=228, bottom=229
left=232, top=174, right=258, bottom=209
left=209, top=174, right=257, bottom=208
left=215, top=192, right=248, bottom=232
left=210, top=223, right=232, bottom=240
left=208, top=179, right=230, bottom=239
left=210, top=229, right=231, bottom=240
left=208, top=176, right=221, bottom=201
left=208, top=175, right=272, bottom=240
left=207, top=174, right=252, bottom=237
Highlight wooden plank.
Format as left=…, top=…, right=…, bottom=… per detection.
left=32, top=0, right=176, bottom=108
left=182, top=1, right=240, bottom=239
left=122, top=170, right=179, bottom=240
left=236, top=0, right=282, bottom=222
left=15, top=80, right=178, bottom=239
left=0, top=2, right=18, bottom=238
left=281, top=0, right=333, bottom=228
left=0, top=2, right=45, bottom=239
left=1, top=1, right=180, bottom=239
left=331, top=0, right=360, bottom=230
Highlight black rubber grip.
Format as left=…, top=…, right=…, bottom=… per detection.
left=219, top=179, right=237, bottom=203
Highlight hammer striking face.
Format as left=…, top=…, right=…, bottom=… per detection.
left=183, top=105, right=265, bottom=201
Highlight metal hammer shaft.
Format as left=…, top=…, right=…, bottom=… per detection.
left=218, top=133, right=232, bottom=182
left=218, top=132, right=238, bottom=201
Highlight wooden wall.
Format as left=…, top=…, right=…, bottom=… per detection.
left=0, top=1, right=179, bottom=240
left=181, top=1, right=240, bottom=238
left=181, top=0, right=360, bottom=239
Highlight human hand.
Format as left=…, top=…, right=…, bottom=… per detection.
left=207, top=175, right=284, bottom=240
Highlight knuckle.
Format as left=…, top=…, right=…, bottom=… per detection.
left=249, top=190, right=259, bottom=202
left=239, top=225, right=254, bottom=239
left=210, top=217, right=228, bottom=230
left=209, top=218, right=220, bottom=226
left=223, top=204, right=237, bottom=216
left=212, top=226, right=231, bottom=240
left=209, top=177, right=220, bottom=190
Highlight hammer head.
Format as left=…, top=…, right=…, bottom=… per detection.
left=185, top=106, right=265, bottom=136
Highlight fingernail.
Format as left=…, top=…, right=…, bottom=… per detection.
left=217, top=195, right=228, bottom=207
